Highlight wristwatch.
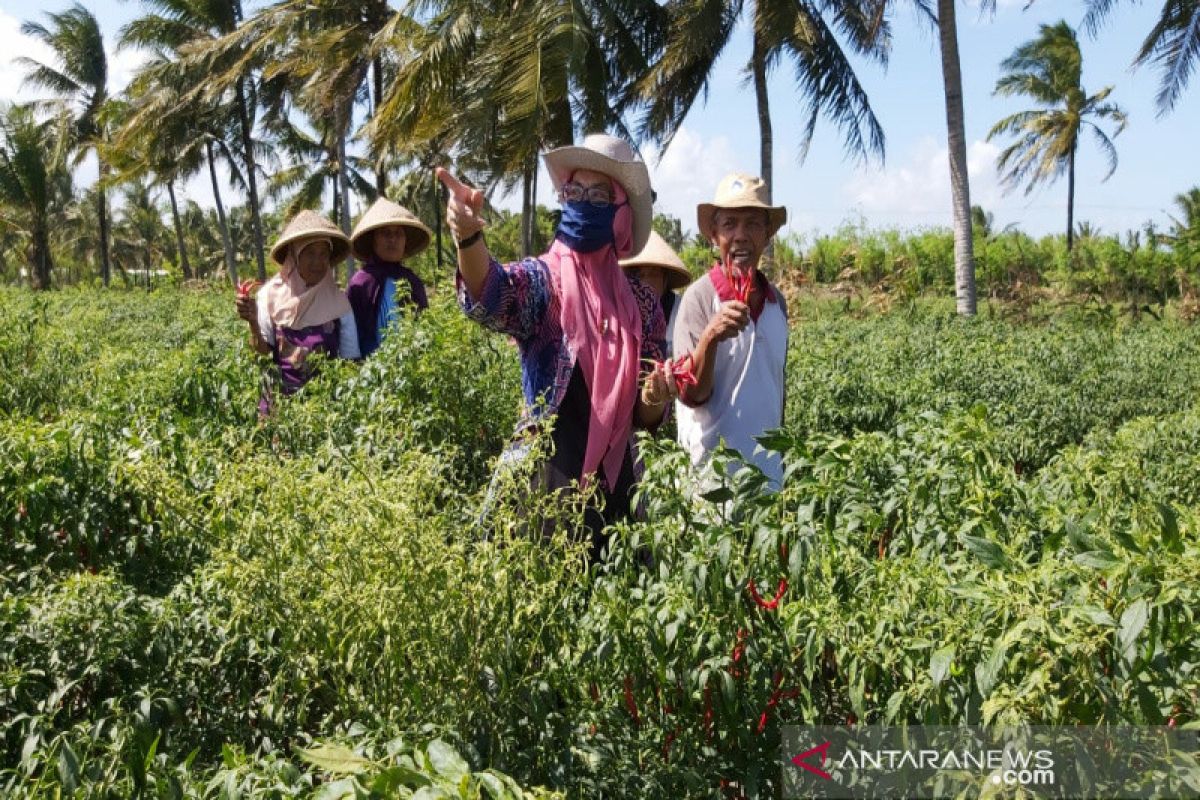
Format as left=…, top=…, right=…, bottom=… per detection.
left=457, top=230, right=484, bottom=250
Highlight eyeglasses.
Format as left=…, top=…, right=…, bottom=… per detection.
left=559, top=181, right=615, bottom=207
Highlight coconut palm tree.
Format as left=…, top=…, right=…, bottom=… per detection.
left=17, top=3, right=113, bottom=286
left=1164, top=187, right=1200, bottom=271
left=120, top=0, right=269, bottom=280
left=0, top=104, right=73, bottom=290
left=201, top=0, right=407, bottom=275
left=1083, top=0, right=1199, bottom=113
left=107, top=89, right=206, bottom=281
left=246, top=0, right=401, bottom=195
left=988, top=21, right=1128, bottom=252
left=264, top=111, right=376, bottom=222
left=635, top=0, right=892, bottom=199
left=369, top=0, right=663, bottom=256
left=111, top=183, right=173, bottom=286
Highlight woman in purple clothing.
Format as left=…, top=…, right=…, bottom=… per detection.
left=234, top=210, right=360, bottom=415
left=346, top=198, right=434, bottom=358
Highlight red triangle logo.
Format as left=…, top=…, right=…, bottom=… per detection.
left=791, top=741, right=833, bottom=780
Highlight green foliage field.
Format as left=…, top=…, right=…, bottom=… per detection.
left=1, top=286, right=1197, bottom=797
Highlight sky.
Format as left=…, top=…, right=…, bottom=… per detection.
left=0, top=0, right=1194, bottom=240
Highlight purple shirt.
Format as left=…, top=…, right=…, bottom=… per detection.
left=346, top=258, right=428, bottom=357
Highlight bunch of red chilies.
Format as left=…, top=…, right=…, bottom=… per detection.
left=655, top=353, right=698, bottom=396
left=236, top=279, right=261, bottom=299
left=729, top=264, right=754, bottom=304
left=619, top=569, right=799, bottom=770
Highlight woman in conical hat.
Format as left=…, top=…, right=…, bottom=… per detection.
left=234, top=210, right=360, bottom=415
left=346, top=197, right=434, bottom=357
left=436, top=134, right=674, bottom=562
left=619, top=230, right=692, bottom=357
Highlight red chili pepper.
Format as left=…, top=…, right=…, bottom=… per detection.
left=623, top=674, right=640, bottom=726
left=653, top=353, right=699, bottom=396
left=727, top=265, right=754, bottom=304
left=703, top=684, right=714, bottom=741
left=748, top=578, right=788, bottom=610
left=730, top=629, right=748, bottom=679
left=662, top=728, right=677, bottom=762
left=588, top=682, right=600, bottom=703
left=236, top=279, right=262, bottom=299
left=755, top=672, right=800, bottom=734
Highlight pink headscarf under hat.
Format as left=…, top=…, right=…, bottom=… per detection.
left=262, top=237, right=352, bottom=330
left=543, top=179, right=642, bottom=490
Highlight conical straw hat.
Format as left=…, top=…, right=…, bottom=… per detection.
left=350, top=197, right=433, bottom=261
left=270, top=209, right=351, bottom=265
left=619, top=231, right=693, bottom=290
left=697, top=173, right=787, bottom=240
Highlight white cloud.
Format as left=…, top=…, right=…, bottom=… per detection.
left=0, top=10, right=58, bottom=104
left=107, top=44, right=151, bottom=94
left=642, top=127, right=753, bottom=231
left=842, top=135, right=1003, bottom=225
left=0, top=9, right=150, bottom=107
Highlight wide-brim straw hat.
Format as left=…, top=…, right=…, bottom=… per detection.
left=350, top=197, right=433, bottom=261
left=270, top=209, right=351, bottom=265
left=619, top=231, right=692, bottom=291
left=697, top=173, right=787, bottom=240
left=543, top=133, right=653, bottom=255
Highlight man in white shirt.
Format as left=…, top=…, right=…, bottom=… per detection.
left=673, top=173, right=789, bottom=486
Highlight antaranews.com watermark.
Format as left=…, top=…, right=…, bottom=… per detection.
left=782, top=726, right=1200, bottom=798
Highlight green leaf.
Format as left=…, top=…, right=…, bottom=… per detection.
left=56, top=741, right=79, bottom=795
left=411, top=787, right=456, bottom=800
left=297, top=743, right=372, bottom=775
left=1080, top=605, right=1117, bottom=627
left=477, top=771, right=523, bottom=799
left=426, top=739, right=469, bottom=781
left=1073, top=550, right=1120, bottom=570
left=371, top=765, right=433, bottom=793
left=720, top=670, right=736, bottom=709
left=885, top=691, right=905, bottom=722
left=1118, top=599, right=1149, bottom=665
left=974, top=640, right=1007, bottom=698
left=313, top=777, right=360, bottom=800
left=700, top=487, right=734, bottom=504
left=960, top=534, right=1011, bottom=570
left=930, top=646, right=955, bottom=688
left=1158, top=503, right=1183, bottom=554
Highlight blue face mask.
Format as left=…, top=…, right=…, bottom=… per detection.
left=556, top=201, right=617, bottom=253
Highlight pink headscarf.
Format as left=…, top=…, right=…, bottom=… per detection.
left=262, top=237, right=352, bottom=330
left=543, top=179, right=642, bottom=490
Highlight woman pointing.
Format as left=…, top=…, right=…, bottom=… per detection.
left=438, top=134, right=672, bottom=561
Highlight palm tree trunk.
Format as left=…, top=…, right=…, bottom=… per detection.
left=433, top=171, right=443, bottom=271
left=937, top=0, right=977, bottom=316
left=338, top=105, right=354, bottom=278
left=97, top=176, right=111, bottom=287
left=373, top=57, right=387, bottom=195
left=531, top=165, right=540, bottom=253
left=235, top=79, right=266, bottom=280
left=751, top=31, right=773, bottom=201
left=751, top=23, right=774, bottom=264
left=207, top=140, right=237, bottom=285
left=1066, top=143, right=1076, bottom=252
left=166, top=180, right=192, bottom=280
left=521, top=158, right=534, bottom=257
left=33, top=222, right=53, bottom=290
